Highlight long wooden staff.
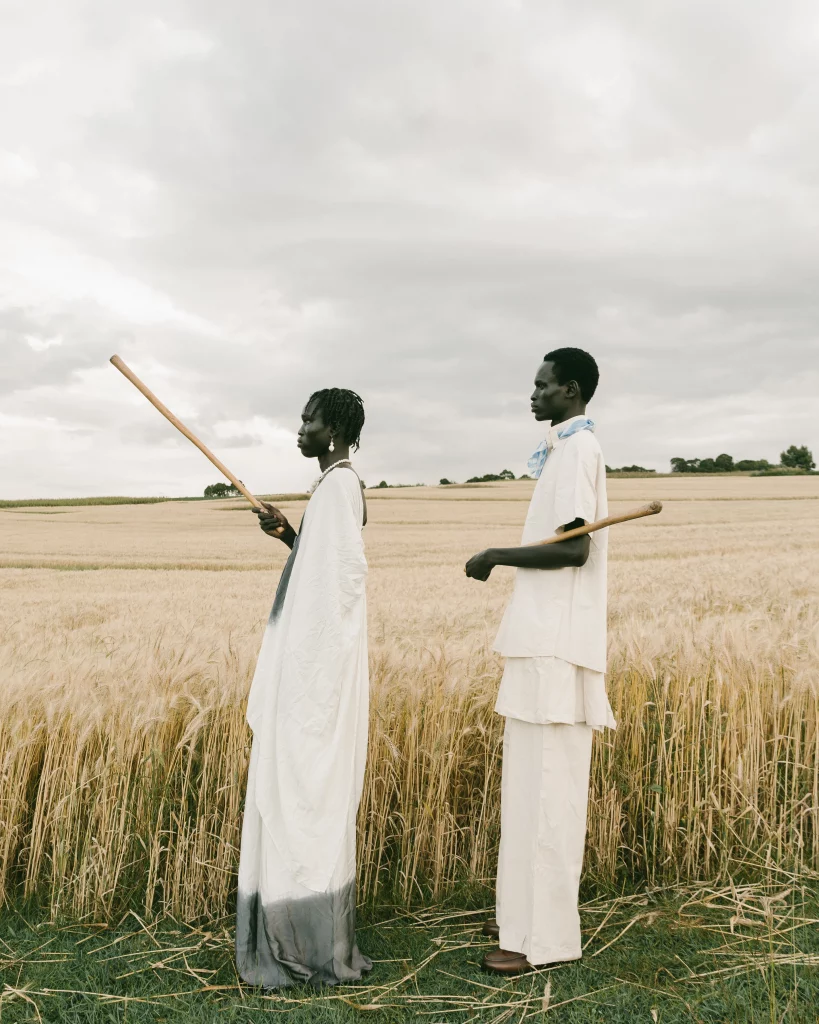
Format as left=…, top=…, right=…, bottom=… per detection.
left=531, top=500, right=662, bottom=546
left=109, top=354, right=264, bottom=508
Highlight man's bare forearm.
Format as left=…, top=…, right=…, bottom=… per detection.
left=464, top=519, right=590, bottom=581
left=485, top=535, right=590, bottom=571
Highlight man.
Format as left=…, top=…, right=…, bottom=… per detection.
left=465, top=347, right=615, bottom=975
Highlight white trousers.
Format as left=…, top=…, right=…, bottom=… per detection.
left=496, top=717, right=593, bottom=965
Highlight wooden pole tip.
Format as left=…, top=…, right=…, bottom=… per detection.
left=648, top=500, right=663, bottom=513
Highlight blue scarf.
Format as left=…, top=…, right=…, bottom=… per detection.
left=527, top=417, right=595, bottom=479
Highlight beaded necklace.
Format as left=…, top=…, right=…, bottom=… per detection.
left=308, top=459, right=353, bottom=494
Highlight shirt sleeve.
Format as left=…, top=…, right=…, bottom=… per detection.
left=553, top=435, right=598, bottom=527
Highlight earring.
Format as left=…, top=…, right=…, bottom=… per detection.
left=329, top=436, right=335, bottom=453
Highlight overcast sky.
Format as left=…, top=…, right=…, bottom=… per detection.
left=2, top=0, right=818, bottom=497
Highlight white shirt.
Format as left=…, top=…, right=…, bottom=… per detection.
left=492, top=420, right=608, bottom=673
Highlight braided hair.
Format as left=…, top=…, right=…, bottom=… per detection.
left=308, top=388, right=366, bottom=451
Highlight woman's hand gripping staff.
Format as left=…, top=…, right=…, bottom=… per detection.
left=464, top=501, right=662, bottom=582
left=254, top=502, right=297, bottom=549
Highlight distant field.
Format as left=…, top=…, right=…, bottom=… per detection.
left=3, top=470, right=816, bottom=507
left=0, top=475, right=817, bottom=920
left=0, top=493, right=311, bottom=509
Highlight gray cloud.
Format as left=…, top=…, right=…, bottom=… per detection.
left=1, top=0, right=818, bottom=497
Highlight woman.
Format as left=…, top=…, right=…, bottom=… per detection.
left=236, top=388, right=371, bottom=989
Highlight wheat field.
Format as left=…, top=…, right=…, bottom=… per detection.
left=1, top=475, right=817, bottom=921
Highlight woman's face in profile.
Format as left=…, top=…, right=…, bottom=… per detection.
left=296, top=400, right=333, bottom=459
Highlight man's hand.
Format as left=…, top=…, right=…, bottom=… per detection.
left=465, top=549, right=496, bottom=582
left=253, top=502, right=295, bottom=546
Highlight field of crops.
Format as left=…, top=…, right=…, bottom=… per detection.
left=1, top=475, right=817, bottom=921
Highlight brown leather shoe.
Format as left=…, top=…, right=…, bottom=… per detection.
left=481, top=919, right=500, bottom=939
left=482, top=947, right=533, bottom=975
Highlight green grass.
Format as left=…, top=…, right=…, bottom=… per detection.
left=0, top=497, right=182, bottom=508
left=0, top=494, right=310, bottom=509
left=751, top=470, right=818, bottom=477
left=2, top=881, right=818, bottom=1022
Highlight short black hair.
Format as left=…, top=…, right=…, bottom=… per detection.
left=308, top=388, right=366, bottom=451
left=543, top=347, right=599, bottom=402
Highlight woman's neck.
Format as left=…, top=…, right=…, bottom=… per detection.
left=318, top=447, right=352, bottom=472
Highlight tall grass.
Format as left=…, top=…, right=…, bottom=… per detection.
left=0, top=479, right=817, bottom=920
left=0, top=497, right=175, bottom=508
left=1, top=585, right=816, bottom=919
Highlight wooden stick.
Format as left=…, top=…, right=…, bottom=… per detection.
left=109, top=355, right=264, bottom=509
left=531, top=500, right=662, bottom=546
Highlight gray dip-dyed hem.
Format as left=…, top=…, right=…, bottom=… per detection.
left=235, top=880, right=372, bottom=989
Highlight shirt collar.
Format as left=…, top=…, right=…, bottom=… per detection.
left=546, top=413, right=588, bottom=450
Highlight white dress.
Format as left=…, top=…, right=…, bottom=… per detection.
left=236, top=466, right=371, bottom=988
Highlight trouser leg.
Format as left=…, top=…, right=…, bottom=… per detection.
left=496, top=717, right=593, bottom=965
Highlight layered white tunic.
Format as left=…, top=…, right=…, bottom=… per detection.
left=236, top=465, right=371, bottom=988
left=493, top=422, right=615, bottom=731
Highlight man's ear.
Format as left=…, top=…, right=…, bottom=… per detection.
left=565, top=378, right=579, bottom=398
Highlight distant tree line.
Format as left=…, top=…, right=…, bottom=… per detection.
left=438, top=470, right=531, bottom=485
left=671, top=455, right=765, bottom=473
left=780, top=445, right=815, bottom=470
left=205, top=444, right=815, bottom=498
left=466, top=469, right=516, bottom=483
left=204, top=482, right=241, bottom=498
left=671, top=445, right=815, bottom=474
